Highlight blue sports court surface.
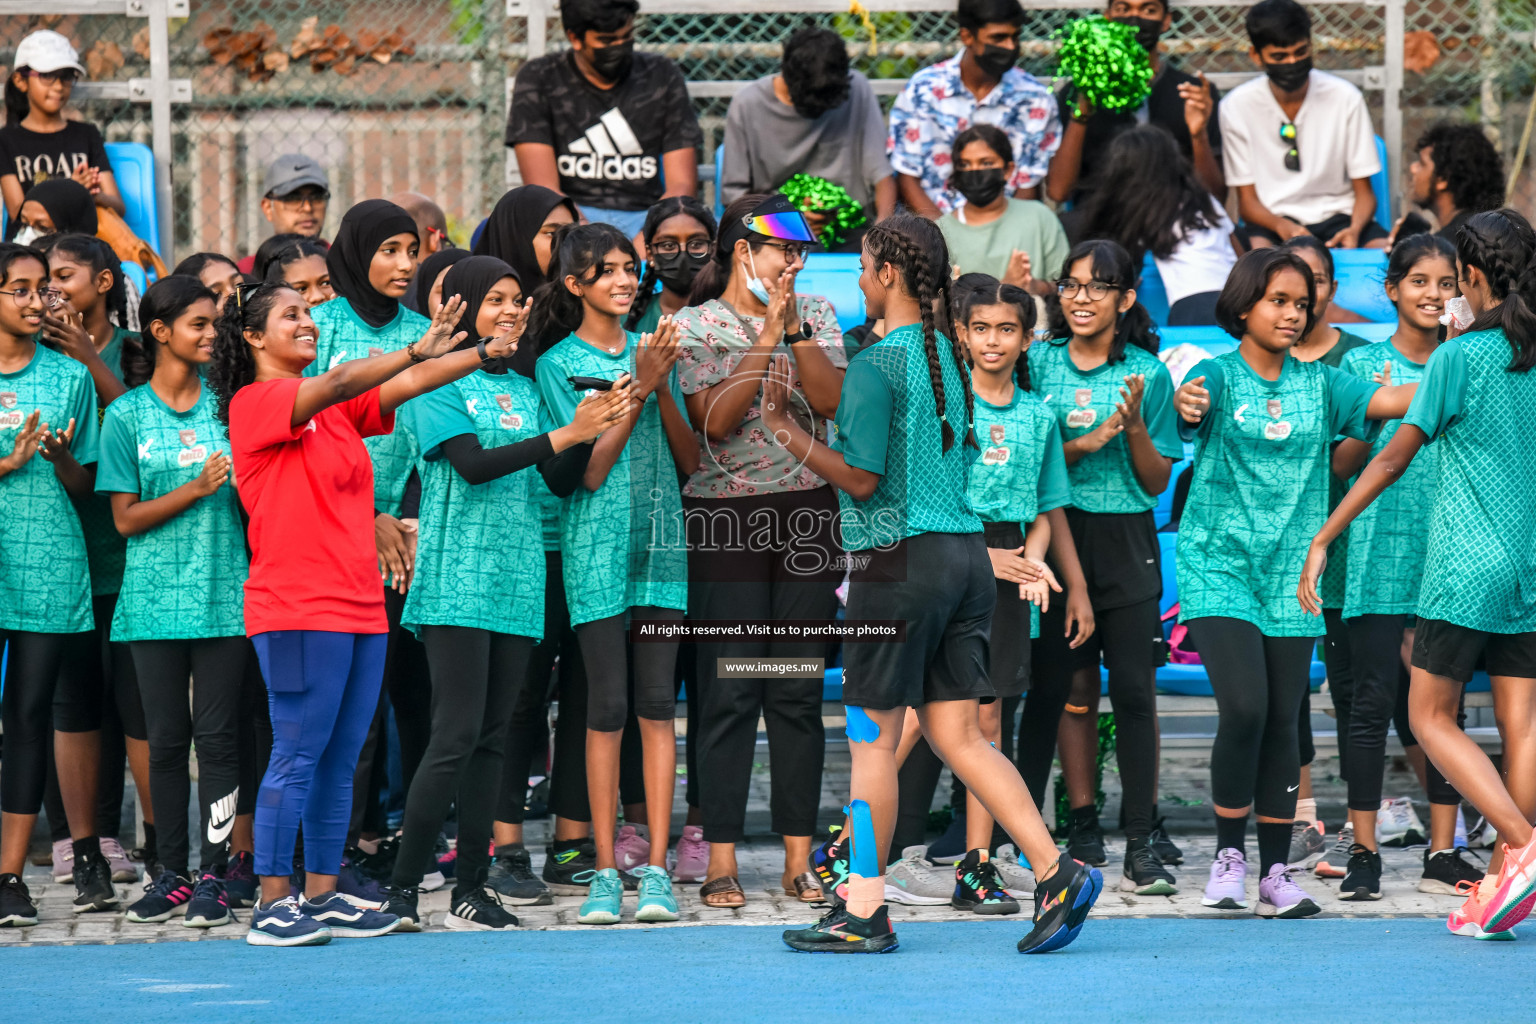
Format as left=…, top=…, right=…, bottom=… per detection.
left=12, top=917, right=1536, bottom=1023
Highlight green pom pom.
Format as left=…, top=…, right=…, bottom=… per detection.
left=1054, top=15, right=1153, bottom=117
left=778, top=173, right=867, bottom=248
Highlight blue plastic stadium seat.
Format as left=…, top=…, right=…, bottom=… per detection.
left=1369, top=134, right=1392, bottom=233
left=1139, top=253, right=1170, bottom=327
left=1331, top=249, right=1394, bottom=323
left=102, top=141, right=159, bottom=256
left=797, top=252, right=866, bottom=334
left=714, top=143, right=726, bottom=219
left=120, top=261, right=147, bottom=296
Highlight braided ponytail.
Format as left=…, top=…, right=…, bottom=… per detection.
left=1457, top=208, right=1536, bottom=371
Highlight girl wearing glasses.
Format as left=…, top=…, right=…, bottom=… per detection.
left=1, top=30, right=124, bottom=219
left=627, top=195, right=717, bottom=335
left=0, top=242, right=107, bottom=926
left=1022, top=239, right=1183, bottom=897
left=672, top=193, right=846, bottom=908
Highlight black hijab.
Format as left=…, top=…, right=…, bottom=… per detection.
left=14, top=178, right=97, bottom=237
left=472, top=185, right=578, bottom=291
left=442, top=256, right=522, bottom=368
left=407, top=247, right=471, bottom=316
left=326, top=199, right=418, bottom=329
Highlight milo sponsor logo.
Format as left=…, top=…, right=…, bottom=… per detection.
left=0, top=392, right=21, bottom=429
left=178, top=445, right=209, bottom=467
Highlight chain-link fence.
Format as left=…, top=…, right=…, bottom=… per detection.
left=3, top=1, right=1532, bottom=263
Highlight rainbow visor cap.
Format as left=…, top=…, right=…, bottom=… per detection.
left=742, top=195, right=816, bottom=243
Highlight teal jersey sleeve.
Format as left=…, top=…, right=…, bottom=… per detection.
left=832, top=356, right=893, bottom=474
left=1142, top=360, right=1185, bottom=459
left=1403, top=340, right=1468, bottom=442
left=536, top=352, right=580, bottom=428
left=403, top=382, right=476, bottom=461
left=94, top=401, right=140, bottom=494
left=1322, top=363, right=1383, bottom=442
left=1177, top=358, right=1226, bottom=442
left=1037, top=416, right=1071, bottom=513
left=69, top=365, right=101, bottom=465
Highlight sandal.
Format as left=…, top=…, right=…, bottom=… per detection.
left=699, top=875, right=746, bottom=908
left=790, top=871, right=823, bottom=903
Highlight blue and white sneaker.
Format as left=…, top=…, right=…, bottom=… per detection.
left=633, top=864, right=679, bottom=922
left=246, top=895, right=332, bottom=947
left=183, top=873, right=233, bottom=928
left=300, top=890, right=401, bottom=937
left=576, top=868, right=624, bottom=925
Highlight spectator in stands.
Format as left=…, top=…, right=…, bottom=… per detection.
left=888, top=0, right=1061, bottom=217
left=937, top=124, right=1067, bottom=297
left=721, top=27, right=894, bottom=249
left=6, top=177, right=97, bottom=243
left=1396, top=122, right=1505, bottom=245
left=1219, top=0, right=1385, bottom=248
left=387, top=191, right=451, bottom=257
left=1045, top=0, right=1224, bottom=207
left=236, top=154, right=330, bottom=274
left=1077, top=124, right=1238, bottom=325
left=507, top=0, right=703, bottom=240
left=1, top=30, right=125, bottom=219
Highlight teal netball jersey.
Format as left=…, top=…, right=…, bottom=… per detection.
left=1339, top=340, right=1440, bottom=619
left=1403, top=329, right=1536, bottom=633
left=306, top=299, right=428, bottom=517
left=1176, top=350, right=1379, bottom=636
left=1027, top=340, right=1183, bottom=514
left=536, top=332, right=688, bottom=627
left=398, top=370, right=547, bottom=638
left=0, top=344, right=100, bottom=632
left=968, top=386, right=1072, bottom=526
left=832, top=323, right=981, bottom=552
left=95, top=383, right=248, bottom=640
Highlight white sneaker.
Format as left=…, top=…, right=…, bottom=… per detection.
left=992, top=844, right=1037, bottom=896
left=1466, top=814, right=1498, bottom=850
left=882, top=845, right=953, bottom=905
left=420, top=870, right=446, bottom=892
left=1378, top=797, right=1427, bottom=848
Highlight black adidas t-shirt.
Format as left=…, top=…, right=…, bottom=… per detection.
left=506, top=51, right=703, bottom=212
left=0, top=120, right=112, bottom=196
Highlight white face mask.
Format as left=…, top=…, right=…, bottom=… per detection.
left=13, top=225, right=42, bottom=247
left=744, top=248, right=771, bottom=305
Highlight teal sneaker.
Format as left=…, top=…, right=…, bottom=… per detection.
left=576, top=868, right=624, bottom=925
left=633, top=865, right=679, bottom=922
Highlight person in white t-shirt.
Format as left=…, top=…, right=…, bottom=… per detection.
left=1076, top=124, right=1238, bottom=325
left=1218, top=0, right=1385, bottom=249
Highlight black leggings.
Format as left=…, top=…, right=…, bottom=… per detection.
left=1299, top=608, right=1354, bottom=770
left=393, top=626, right=532, bottom=896
left=576, top=607, right=682, bottom=732
left=1338, top=614, right=1461, bottom=810
left=130, top=637, right=249, bottom=876
left=1, top=631, right=68, bottom=815
left=237, top=654, right=272, bottom=818
left=1189, top=617, right=1316, bottom=818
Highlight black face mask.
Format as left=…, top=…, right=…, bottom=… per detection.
left=973, top=43, right=1017, bottom=80
left=650, top=250, right=709, bottom=295
left=951, top=168, right=1008, bottom=209
left=588, top=39, right=634, bottom=82
left=1110, top=16, right=1163, bottom=52
left=1263, top=55, right=1312, bottom=93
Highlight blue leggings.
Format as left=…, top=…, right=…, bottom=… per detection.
left=250, top=630, right=387, bottom=878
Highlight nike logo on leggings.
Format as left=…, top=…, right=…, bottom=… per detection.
left=1286, top=784, right=1300, bottom=793
left=207, top=789, right=239, bottom=845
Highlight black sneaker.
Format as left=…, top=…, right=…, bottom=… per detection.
left=925, top=812, right=967, bottom=865
left=125, top=869, right=194, bottom=923
left=808, top=827, right=850, bottom=909
left=1065, top=815, right=1109, bottom=867
left=72, top=851, right=119, bottom=913
left=951, top=850, right=1020, bottom=915
left=1148, top=818, right=1184, bottom=865
left=542, top=840, right=597, bottom=896
left=447, top=885, right=520, bottom=931
left=1419, top=847, right=1484, bottom=895
left=378, top=884, right=422, bottom=932
left=782, top=904, right=898, bottom=953
left=1120, top=837, right=1178, bottom=895
left=487, top=846, right=553, bottom=906
left=183, top=873, right=232, bottom=928
left=346, top=839, right=397, bottom=882
left=1018, top=854, right=1103, bottom=954
left=1339, top=844, right=1383, bottom=900
left=0, top=873, right=37, bottom=927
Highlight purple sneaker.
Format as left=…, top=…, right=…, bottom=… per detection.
left=1201, top=847, right=1248, bottom=910
left=668, top=826, right=708, bottom=883
left=614, top=825, right=651, bottom=873
left=51, top=838, right=74, bottom=884
left=1256, top=863, right=1321, bottom=918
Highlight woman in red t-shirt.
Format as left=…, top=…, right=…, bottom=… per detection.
left=207, top=279, right=521, bottom=947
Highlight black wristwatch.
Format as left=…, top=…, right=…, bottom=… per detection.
left=785, top=320, right=813, bottom=343
left=476, top=338, right=494, bottom=365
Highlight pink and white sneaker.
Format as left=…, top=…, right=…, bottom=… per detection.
left=668, top=825, right=708, bottom=883
left=613, top=825, right=651, bottom=873
left=1484, top=838, right=1536, bottom=934
left=1449, top=879, right=1516, bottom=941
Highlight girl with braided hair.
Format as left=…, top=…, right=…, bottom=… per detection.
left=1299, top=208, right=1536, bottom=939
left=626, top=195, right=715, bottom=335
left=765, top=214, right=1102, bottom=956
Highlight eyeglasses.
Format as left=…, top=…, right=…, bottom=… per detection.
left=760, top=241, right=810, bottom=262
left=270, top=189, right=330, bottom=208
left=650, top=239, right=712, bottom=257
left=29, top=69, right=78, bottom=87
left=2, top=285, right=60, bottom=306
left=1056, top=279, right=1116, bottom=300
left=1280, top=122, right=1300, bottom=172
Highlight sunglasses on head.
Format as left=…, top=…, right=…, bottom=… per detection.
left=1280, top=121, right=1300, bottom=173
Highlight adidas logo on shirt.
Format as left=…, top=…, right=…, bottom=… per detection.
left=558, top=109, right=658, bottom=182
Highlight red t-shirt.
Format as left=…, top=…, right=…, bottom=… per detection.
left=229, top=377, right=393, bottom=636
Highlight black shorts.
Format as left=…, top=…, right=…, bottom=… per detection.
left=1067, top=507, right=1161, bottom=611
left=1243, top=212, right=1390, bottom=247
left=1412, top=617, right=1536, bottom=684
left=984, top=521, right=1033, bottom=699
left=841, top=531, right=995, bottom=711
